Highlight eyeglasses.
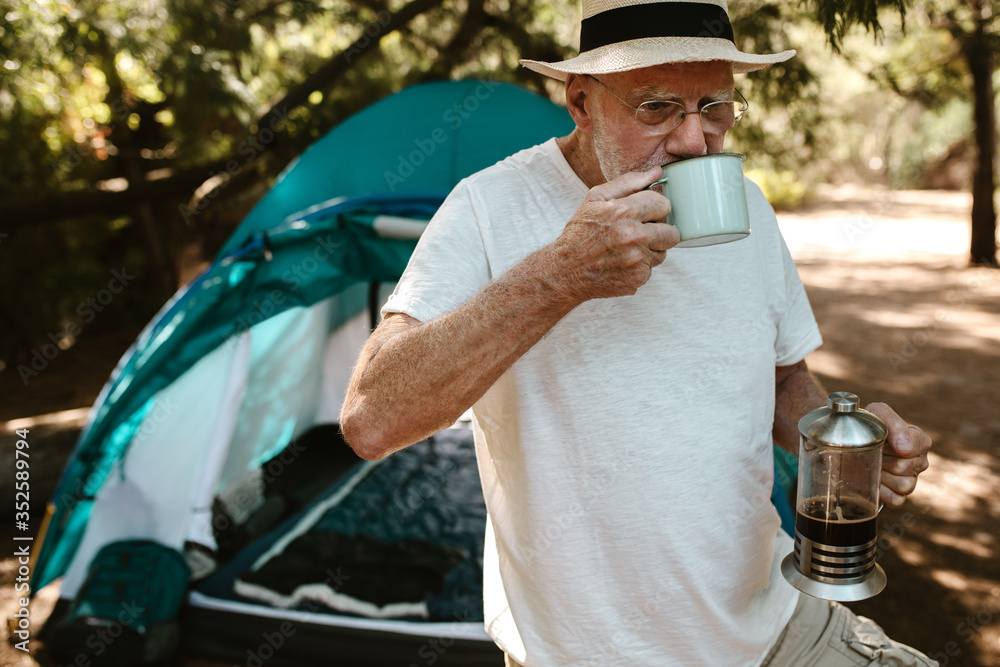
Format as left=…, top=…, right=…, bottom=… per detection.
left=587, top=75, right=748, bottom=134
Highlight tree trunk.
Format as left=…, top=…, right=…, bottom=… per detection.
left=120, top=147, right=177, bottom=296
left=965, top=25, right=998, bottom=266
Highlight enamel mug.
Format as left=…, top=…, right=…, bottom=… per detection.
left=648, top=153, right=751, bottom=248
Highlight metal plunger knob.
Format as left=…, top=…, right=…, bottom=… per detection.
left=829, top=391, right=859, bottom=413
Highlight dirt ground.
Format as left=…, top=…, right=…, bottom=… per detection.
left=779, top=187, right=1000, bottom=666
left=1, top=185, right=999, bottom=666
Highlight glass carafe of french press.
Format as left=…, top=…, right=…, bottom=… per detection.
left=781, top=392, right=888, bottom=601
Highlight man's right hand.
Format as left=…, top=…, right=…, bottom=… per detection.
left=548, top=166, right=679, bottom=304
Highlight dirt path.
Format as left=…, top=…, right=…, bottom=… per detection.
left=1, top=186, right=998, bottom=666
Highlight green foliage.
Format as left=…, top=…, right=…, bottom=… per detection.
left=724, top=3, right=824, bottom=178
left=746, top=168, right=809, bottom=209
left=0, top=0, right=574, bottom=370
left=826, top=5, right=990, bottom=190
left=808, top=0, right=908, bottom=49
left=891, top=97, right=973, bottom=188
left=866, top=24, right=968, bottom=109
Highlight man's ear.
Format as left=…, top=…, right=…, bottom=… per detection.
left=564, top=74, right=594, bottom=132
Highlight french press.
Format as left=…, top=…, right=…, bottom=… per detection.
left=780, top=392, right=888, bottom=601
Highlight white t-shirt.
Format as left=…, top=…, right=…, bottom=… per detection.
left=382, top=138, right=823, bottom=666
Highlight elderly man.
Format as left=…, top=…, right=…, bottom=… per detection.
left=340, top=0, right=935, bottom=664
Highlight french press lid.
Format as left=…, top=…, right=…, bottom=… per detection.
left=798, top=392, right=888, bottom=451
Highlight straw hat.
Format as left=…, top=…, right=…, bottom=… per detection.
left=520, top=0, right=795, bottom=79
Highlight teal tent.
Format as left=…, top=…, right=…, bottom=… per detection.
left=35, top=80, right=574, bottom=666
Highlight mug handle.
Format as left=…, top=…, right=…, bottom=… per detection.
left=646, top=175, right=669, bottom=190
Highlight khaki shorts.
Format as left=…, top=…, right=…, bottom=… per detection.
left=504, top=593, right=938, bottom=666
left=761, top=593, right=938, bottom=666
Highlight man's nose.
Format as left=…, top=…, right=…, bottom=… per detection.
left=671, top=112, right=708, bottom=157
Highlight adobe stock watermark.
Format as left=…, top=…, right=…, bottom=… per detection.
left=129, top=395, right=180, bottom=449
left=54, top=599, right=145, bottom=663
left=697, top=6, right=734, bottom=39
left=231, top=289, right=289, bottom=339
left=11, top=542, right=32, bottom=653
left=238, top=568, right=350, bottom=667
left=928, top=593, right=1000, bottom=666
left=213, top=439, right=308, bottom=531
left=678, top=289, right=791, bottom=405
left=222, top=230, right=344, bottom=342
left=887, top=271, right=993, bottom=373
left=294, top=567, right=352, bottom=611
left=840, top=190, right=900, bottom=247
left=521, top=454, right=638, bottom=568
left=389, top=442, right=473, bottom=523
left=17, top=267, right=136, bottom=385
left=872, top=510, right=916, bottom=560
left=179, top=106, right=290, bottom=224
left=384, top=79, right=503, bottom=191
left=212, top=440, right=305, bottom=533
left=278, top=231, right=343, bottom=289
left=242, top=621, right=297, bottom=667
left=52, top=395, right=180, bottom=515
left=404, top=609, right=480, bottom=667
left=344, top=10, right=392, bottom=63
left=583, top=576, right=679, bottom=665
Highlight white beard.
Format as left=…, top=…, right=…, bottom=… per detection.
left=591, top=112, right=661, bottom=182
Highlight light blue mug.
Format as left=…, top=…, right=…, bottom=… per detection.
left=648, top=152, right=750, bottom=248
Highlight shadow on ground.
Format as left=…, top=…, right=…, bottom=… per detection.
left=794, top=251, right=1000, bottom=666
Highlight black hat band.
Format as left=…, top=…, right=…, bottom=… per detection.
left=579, top=2, right=735, bottom=53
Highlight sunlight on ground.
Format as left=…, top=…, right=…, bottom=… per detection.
left=914, top=454, right=1000, bottom=524
left=893, top=451, right=1000, bottom=614
left=891, top=466, right=999, bottom=575
left=3, top=407, right=90, bottom=432
left=931, top=568, right=971, bottom=592
left=927, top=532, right=996, bottom=560
left=779, top=185, right=974, bottom=256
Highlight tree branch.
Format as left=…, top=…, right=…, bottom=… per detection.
left=255, top=0, right=445, bottom=132
left=418, top=0, right=486, bottom=81
left=0, top=0, right=447, bottom=229
left=1, top=163, right=230, bottom=228
left=809, top=0, right=908, bottom=50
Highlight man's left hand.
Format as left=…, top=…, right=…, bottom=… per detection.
left=865, top=402, right=932, bottom=509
